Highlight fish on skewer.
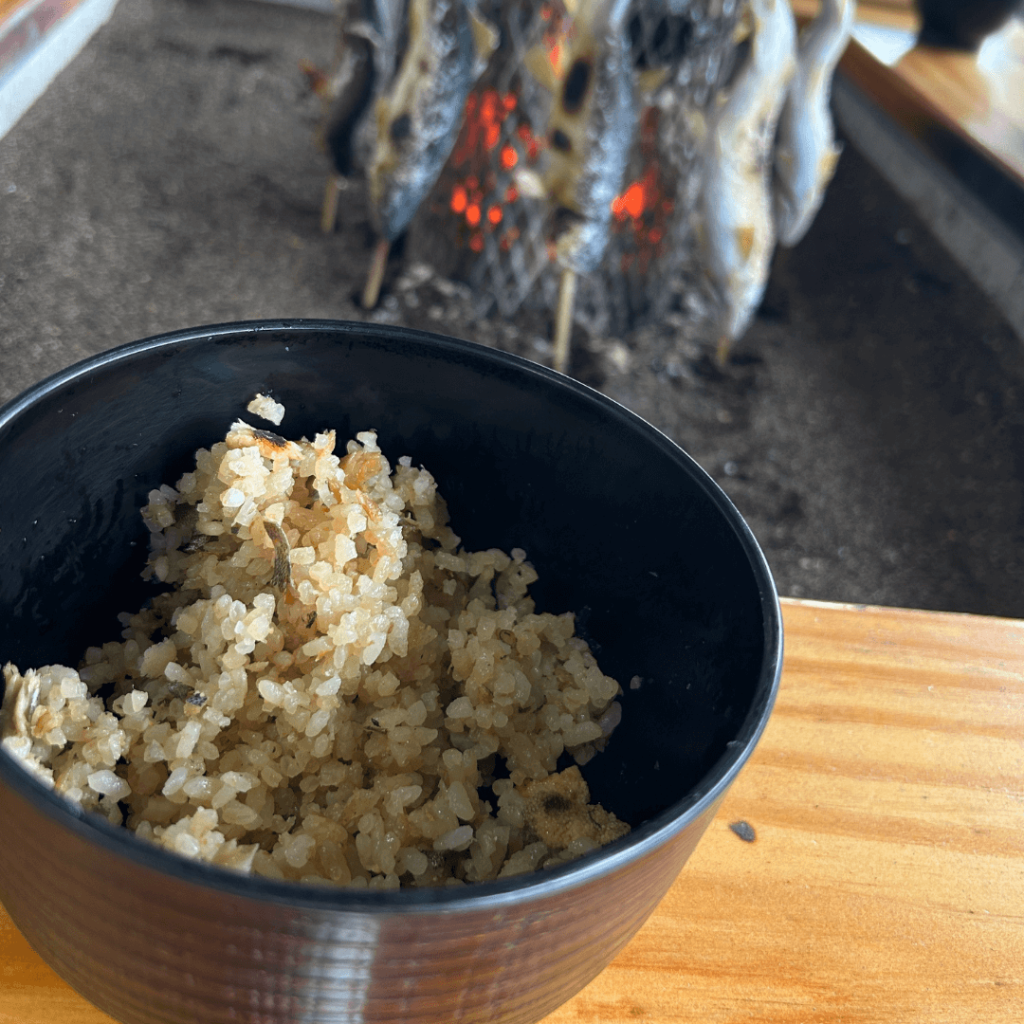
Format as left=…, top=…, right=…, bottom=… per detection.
left=310, top=0, right=404, bottom=235
left=520, top=0, right=637, bottom=374
left=363, top=0, right=499, bottom=308
left=698, top=0, right=796, bottom=364
left=772, top=0, right=855, bottom=247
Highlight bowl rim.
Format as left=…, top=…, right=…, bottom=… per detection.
left=0, top=318, right=783, bottom=913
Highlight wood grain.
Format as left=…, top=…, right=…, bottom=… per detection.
left=3, top=599, right=1023, bottom=1023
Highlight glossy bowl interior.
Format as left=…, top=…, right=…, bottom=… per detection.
left=0, top=320, right=782, bottom=1024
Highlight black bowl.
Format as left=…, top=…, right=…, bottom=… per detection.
left=0, top=320, right=781, bottom=1024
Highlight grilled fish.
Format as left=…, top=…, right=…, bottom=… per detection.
left=699, top=0, right=796, bottom=360
left=773, top=0, right=855, bottom=247
left=369, top=0, right=498, bottom=243
left=315, top=0, right=404, bottom=231
left=519, top=0, right=636, bottom=371
left=523, top=0, right=636, bottom=276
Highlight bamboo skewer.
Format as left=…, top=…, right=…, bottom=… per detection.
left=320, top=174, right=344, bottom=234
left=552, top=268, right=577, bottom=374
left=716, top=333, right=732, bottom=367
left=362, top=238, right=390, bottom=309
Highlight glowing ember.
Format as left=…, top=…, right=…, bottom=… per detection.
left=435, top=79, right=548, bottom=258
left=549, top=43, right=562, bottom=74
left=612, top=182, right=646, bottom=222
left=610, top=107, right=674, bottom=276
left=541, top=1, right=571, bottom=77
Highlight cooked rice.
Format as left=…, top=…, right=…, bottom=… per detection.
left=246, top=393, right=285, bottom=426
left=1, top=406, right=628, bottom=888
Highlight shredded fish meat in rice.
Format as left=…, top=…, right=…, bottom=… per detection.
left=1, top=403, right=629, bottom=888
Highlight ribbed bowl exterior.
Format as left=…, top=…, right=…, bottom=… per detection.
left=0, top=776, right=717, bottom=1024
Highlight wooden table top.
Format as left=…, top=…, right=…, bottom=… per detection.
left=2, top=598, right=1023, bottom=1023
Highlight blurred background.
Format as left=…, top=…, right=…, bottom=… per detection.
left=1, top=0, right=1022, bottom=616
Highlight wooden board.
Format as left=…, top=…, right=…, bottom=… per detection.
left=2, top=599, right=1023, bottom=1023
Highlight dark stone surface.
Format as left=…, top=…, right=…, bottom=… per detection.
left=1, top=0, right=1022, bottom=617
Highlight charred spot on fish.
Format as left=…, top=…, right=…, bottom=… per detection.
left=253, top=428, right=289, bottom=449
left=389, top=113, right=413, bottom=147
left=550, top=129, right=572, bottom=153
left=722, top=38, right=751, bottom=91
left=418, top=59, right=430, bottom=73
left=439, top=2, right=458, bottom=37
left=542, top=794, right=572, bottom=814
left=561, top=59, right=592, bottom=115
left=551, top=206, right=583, bottom=238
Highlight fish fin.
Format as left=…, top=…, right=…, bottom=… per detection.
left=819, top=143, right=842, bottom=183
left=524, top=43, right=560, bottom=92
left=735, top=225, right=756, bottom=260
left=469, top=10, right=499, bottom=72
left=637, top=67, right=670, bottom=97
